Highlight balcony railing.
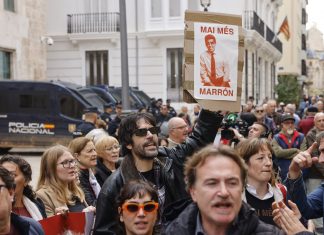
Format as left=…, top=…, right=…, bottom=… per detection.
left=266, top=26, right=282, bottom=53
left=244, top=11, right=265, bottom=37
left=244, top=11, right=282, bottom=53
left=67, top=12, right=120, bottom=34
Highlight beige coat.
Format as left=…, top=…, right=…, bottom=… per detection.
left=36, top=187, right=67, bottom=217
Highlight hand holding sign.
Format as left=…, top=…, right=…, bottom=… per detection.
left=288, top=142, right=318, bottom=179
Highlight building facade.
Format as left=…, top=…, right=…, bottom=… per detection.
left=277, top=0, right=308, bottom=92
left=0, top=0, right=47, bottom=80
left=45, top=0, right=282, bottom=105
left=306, top=25, right=324, bottom=95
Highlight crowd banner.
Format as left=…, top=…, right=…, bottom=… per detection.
left=183, top=10, right=244, bottom=112
left=39, top=212, right=95, bottom=235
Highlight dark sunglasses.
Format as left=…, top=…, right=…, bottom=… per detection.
left=122, top=202, right=159, bottom=213
left=255, top=110, right=264, bottom=113
left=133, top=127, right=160, bottom=137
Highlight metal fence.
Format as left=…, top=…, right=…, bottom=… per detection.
left=67, top=12, right=120, bottom=34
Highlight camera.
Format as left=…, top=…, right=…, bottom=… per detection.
left=220, top=113, right=249, bottom=141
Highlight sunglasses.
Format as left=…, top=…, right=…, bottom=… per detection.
left=122, top=202, right=159, bottom=213
left=255, top=110, right=264, bottom=113
left=133, top=127, right=160, bottom=137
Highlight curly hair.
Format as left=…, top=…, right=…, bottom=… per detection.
left=0, top=154, right=35, bottom=199
left=118, top=112, right=156, bottom=155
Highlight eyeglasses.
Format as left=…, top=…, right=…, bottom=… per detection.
left=172, top=125, right=188, bottom=130
left=255, top=110, right=264, bottom=113
left=133, top=127, right=160, bottom=137
left=122, top=202, right=159, bottom=214
left=105, top=145, right=120, bottom=151
left=57, top=159, right=77, bottom=168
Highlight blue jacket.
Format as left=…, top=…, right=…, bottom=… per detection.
left=273, top=131, right=307, bottom=180
left=11, top=213, right=44, bottom=235
left=285, top=175, right=324, bottom=223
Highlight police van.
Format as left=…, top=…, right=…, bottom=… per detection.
left=0, top=80, right=96, bottom=152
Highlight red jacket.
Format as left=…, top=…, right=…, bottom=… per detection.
left=298, top=116, right=314, bottom=135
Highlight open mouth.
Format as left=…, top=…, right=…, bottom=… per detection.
left=214, top=202, right=232, bottom=208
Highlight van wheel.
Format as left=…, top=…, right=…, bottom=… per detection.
left=0, top=148, right=11, bottom=154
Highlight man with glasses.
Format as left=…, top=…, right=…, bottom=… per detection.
left=167, top=117, right=189, bottom=147
left=0, top=166, right=44, bottom=234
left=94, top=109, right=223, bottom=234
left=253, top=105, right=276, bottom=134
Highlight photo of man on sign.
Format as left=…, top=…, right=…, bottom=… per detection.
left=194, top=22, right=239, bottom=101
left=200, top=34, right=230, bottom=87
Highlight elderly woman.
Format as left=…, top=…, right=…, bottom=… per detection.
left=69, top=137, right=100, bottom=206
left=94, top=136, right=121, bottom=186
left=116, top=180, right=159, bottom=235
left=236, top=138, right=286, bottom=226
left=36, top=145, right=95, bottom=217
left=0, top=155, right=46, bottom=220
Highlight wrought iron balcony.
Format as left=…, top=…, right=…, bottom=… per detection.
left=67, top=12, right=120, bottom=34
left=244, top=11, right=265, bottom=37
left=266, top=26, right=282, bottom=53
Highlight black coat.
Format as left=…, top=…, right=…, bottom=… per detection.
left=95, top=159, right=120, bottom=187
left=93, top=109, right=223, bottom=235
left=164, top=202, right=287, bottom=235
left=79, top=168, right=97, bottom=206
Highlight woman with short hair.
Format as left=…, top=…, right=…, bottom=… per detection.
left=0, top=155, right=46, bottom=220
left=94, top=135, right=121, bottom=186
left=116, top=180, right=159, bottom=235
left=236, top=138, right=286, bottom=226
left=36, top=145, right=95, bottom=217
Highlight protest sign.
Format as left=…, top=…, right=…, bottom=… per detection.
left=39, top=212, right=95, bottom=235
left=184, top=11, right=244, bottom=112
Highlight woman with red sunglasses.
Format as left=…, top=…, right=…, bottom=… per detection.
left=116, top=180, right=159, bottom=235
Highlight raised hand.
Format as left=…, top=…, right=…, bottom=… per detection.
left=272, top=200, right=309, bottom=235
left=288, top=142, right=318, bottom=179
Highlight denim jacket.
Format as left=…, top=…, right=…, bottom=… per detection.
left=285, top=174, right=324, bottom=222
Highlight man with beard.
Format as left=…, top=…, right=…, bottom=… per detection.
left=94, top=109, right=223, bottom=234
left=272, top=114, right=307, bottom=181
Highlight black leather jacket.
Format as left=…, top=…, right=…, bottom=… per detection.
left=93, top=109, right=223, bottom=235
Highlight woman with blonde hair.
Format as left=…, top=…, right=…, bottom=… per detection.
left=36, top=145, right=95, bottom=217
left=95, top=135, right=121, bottom=186
left=69, top=137, right=100, bottom=206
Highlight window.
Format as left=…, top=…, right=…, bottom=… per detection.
left=169, top=0, right=180, bottom=17
left=151, top=0, right=162, bottom=18
left=167, top=48, right=183, bottom=102
left=0, top=50, right=11, bottom=79
left=19, top=94, right=49, bottom=113
left=245, top=50, right=248, bottom=101
left=4, top=0, right=14, bottom=12
left=59, top=95, right=84, bottom=119
left=85, top=50, right=108, bottom=85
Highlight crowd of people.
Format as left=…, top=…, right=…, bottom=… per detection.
left=3, top=95, right=324, bottom=234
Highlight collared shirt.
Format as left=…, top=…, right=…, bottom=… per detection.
left=199, top=51, right=229, bottom=84
left=195, top=211, right=206, bottom=235
left=246, top=183, right=274, bottom=200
